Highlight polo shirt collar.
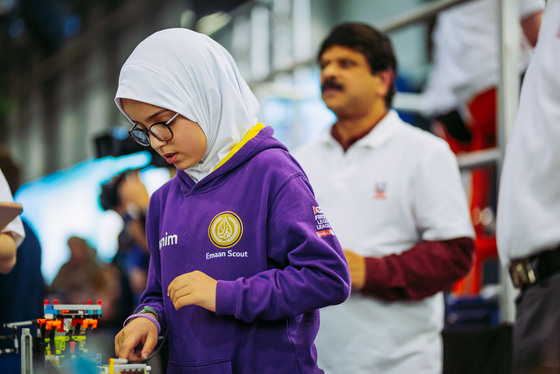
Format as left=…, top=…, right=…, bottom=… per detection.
left=321, top=109, right=400, bottom=150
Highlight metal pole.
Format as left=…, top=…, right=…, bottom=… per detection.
left=20, top=328, right=33, bottom=374
left=497, top=0, right=520, bottom=324
left=456, top=148, right=501, bottom=171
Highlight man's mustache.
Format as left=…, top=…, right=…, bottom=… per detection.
left=321, top=80, right=344, bottom=93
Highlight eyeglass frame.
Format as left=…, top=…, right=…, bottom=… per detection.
left=128, top=112, right=180, bottom=146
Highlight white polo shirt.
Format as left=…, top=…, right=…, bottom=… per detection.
left=497, top=0, right=560, bottom=265
left=294, top=110, right=474, bottom=374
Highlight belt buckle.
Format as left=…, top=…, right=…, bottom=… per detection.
left=509, top=258, right=537, bottom=289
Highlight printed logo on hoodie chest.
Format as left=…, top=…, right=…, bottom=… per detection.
left=206, top=211, right=248, bottom=260
left=208, top=211, right=243, bottom=248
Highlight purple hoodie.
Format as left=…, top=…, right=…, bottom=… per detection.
left=138, top=126, right=350, bottom=374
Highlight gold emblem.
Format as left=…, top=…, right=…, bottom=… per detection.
left=208, top=211, right=243, bottom=248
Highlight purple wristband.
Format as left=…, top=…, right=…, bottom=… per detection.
left=123, top=313, right=161, bottom=335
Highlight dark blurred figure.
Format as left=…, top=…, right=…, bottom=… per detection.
left=99, top=169, right=150, bottom=320
left=0, top=149, right=46, bottom=374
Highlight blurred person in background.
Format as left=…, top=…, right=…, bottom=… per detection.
left=118, top=170, right=150, bottom=304
left=294, top=23, right=474, bottom=374
left=49, top=235, right=121, bottom=323
left=0, top=149, right=43, bottom=374
left=497, top=1, right=560, bottom=372
left=100, top=168, right=151, bottom=307
left=422, top=0, right=543, bottom=240
left=49, top=235, right=104, bottom=303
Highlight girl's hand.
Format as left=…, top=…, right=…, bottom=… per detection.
left=168, top=270, right=218, bottom=312
left=114, top=316, right=158, bottom=361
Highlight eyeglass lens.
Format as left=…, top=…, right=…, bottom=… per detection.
left=150, top=124, right=173, bottom=141
left=129, top=123, right=173, bottom=146
left=129, top=128, right=150, bottom=146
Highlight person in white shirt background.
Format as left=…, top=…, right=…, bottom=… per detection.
left=421, top=0, right=543, bottom=248
left=294, top=22, right=475, bottom=374
left=497, top=0, right=560, bottom=372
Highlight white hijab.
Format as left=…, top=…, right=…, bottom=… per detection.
left=115, top=28, right=260, bottom=182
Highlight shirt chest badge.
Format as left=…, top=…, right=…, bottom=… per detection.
left=208, top=211, right=243, bottom=248
left=373, top=182, right=387, bottom=200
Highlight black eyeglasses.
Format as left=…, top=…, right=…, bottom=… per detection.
left=128, top=112, right=180, bottom=146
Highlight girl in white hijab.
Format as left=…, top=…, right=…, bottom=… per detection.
left=113, top=28, right=350, bottom=374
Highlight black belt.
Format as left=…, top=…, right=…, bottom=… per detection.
left=509, top=245, right=560, bottom=290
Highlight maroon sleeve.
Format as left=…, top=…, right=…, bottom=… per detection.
left=361, top=237, right=474, bottom=301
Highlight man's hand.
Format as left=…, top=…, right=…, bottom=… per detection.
left=168, top=270, right=218, bottom=312
left=115, top=316, right=158, bottom=362
left=343, top=249, right=366, bottom=290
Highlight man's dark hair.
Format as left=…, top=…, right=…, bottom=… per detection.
left=99, top=169, right=135, bottom=211
left=318, top=22, right=397, bottom=107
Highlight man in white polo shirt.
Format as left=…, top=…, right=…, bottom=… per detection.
left=497, top=1, right=560, bottom=371
left=294, top=23, right=475, bottom=374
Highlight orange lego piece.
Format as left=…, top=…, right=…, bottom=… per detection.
left=81, top=319, right=98, bottom=329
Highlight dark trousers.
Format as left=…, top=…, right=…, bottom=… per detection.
left=514, top=272, right=560, bottom=373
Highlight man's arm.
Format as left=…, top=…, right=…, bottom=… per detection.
left=350, top=237, right=474, bottom=301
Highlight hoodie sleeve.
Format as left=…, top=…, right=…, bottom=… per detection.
left=215, top=174, right=351, bottom=322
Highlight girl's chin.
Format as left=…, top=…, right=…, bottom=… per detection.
left=175, top=160, right=200, bottom=170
